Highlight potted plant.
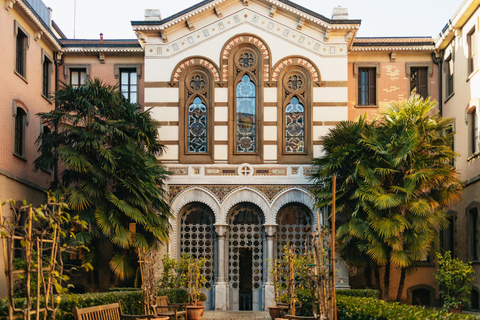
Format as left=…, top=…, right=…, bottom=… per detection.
left=178, top=253, right=208, bottom=320
left=435, top=251, right=475, bottom=313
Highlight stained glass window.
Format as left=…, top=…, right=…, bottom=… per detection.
left=285, top=97, right=305, bottom=153
left=188, top=97, right=208, bottom=153
left=236, top=75, right=256, bottom=153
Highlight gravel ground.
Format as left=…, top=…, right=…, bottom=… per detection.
left=202, top=311, right=270, bottom=320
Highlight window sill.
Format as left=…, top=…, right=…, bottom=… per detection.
left=354, top=104, right=379, bottom=108
left=42, top=94, right=53, bottom=104
left=14, top=71, right=28, bottom=84
left=467, top=68, right=479, bottom=82
left=13, top=153, right=27, bottom=162
left=444, top=92, right=455, bottom=104
left=468, top=152, right=480, bottom=161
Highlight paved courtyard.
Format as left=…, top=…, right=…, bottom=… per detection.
left=203, top=311, right=270, bottom=320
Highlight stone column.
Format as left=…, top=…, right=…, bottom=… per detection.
left=335, top=252, right=351, bottom=289
left=263, top=224, right=277, bottom=309
left=214, top=224, right=228, bottom=310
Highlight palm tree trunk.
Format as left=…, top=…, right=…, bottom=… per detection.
left=374, top=264, right=382, bottom=299
left=383, top=261, right=390, bottom=301
left=396, top=268, right=406, bottom=302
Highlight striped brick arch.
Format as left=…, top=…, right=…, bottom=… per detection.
left=171, top=57, right=221, bottom=83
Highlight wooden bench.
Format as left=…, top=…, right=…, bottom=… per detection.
left=73, top=302, right=159, bottom=320
left=154, top=296, right=187, bottom=320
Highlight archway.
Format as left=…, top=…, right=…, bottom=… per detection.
left=179, top=202, right=216, bottom=308
left=227, top=202, right=265, bottom=311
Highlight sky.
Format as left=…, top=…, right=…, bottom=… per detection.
left=41, top=0, right=464, bottom=40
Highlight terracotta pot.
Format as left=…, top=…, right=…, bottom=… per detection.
left=186, top=305, right=205, bottom=320
left=268, top=306, right=281, bottom=320
left=196, top=300, right=204, bottom=306
left=448, top=306, right=463, bottom=314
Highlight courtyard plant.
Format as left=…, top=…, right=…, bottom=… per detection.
left=435, top=251, right=475, bottom=312
left=35, top=79, right=172, bottom=286
left=311, top=95, right=462, bottom=301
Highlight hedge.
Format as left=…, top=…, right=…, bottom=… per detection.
left=0, top=288, right=190, bottom=320
left=337, top=289, right=379, bottom=299
left=1, top=291, right=144, bottom=320
left=337, top=296, right=480, bottom=320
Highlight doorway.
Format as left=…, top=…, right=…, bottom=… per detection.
left=239, top=248, right=253, bottom=310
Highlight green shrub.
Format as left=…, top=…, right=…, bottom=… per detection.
left=337, top=289, right=379, bottom=299
left=337, top=296, right=480, bottom=320
left=0, top=291, right=145, bottom=320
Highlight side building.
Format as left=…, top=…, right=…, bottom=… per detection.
left=0, top=0, right=61, bottom=298
left=347, top=37, right=442, bottom=304
left=436, top=0, right=480, bottom=311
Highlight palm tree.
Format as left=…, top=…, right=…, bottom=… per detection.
left=311, top=95, right=462, bottom=301
left=35, top=79, right=172, bottom=285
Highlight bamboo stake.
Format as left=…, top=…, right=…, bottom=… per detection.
left=36, top=239, right=41, bottom=320
left=332, top=175, right=337, bottom=320
left=26, top=207, right=33, bottom=320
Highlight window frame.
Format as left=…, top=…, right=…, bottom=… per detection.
left=64, top=64, right=90, bottom=87
left=42, top=50, right=53, bottom=100
left=353, top=62, right=380, bottom=107
left=228, top=44, right=264, bottom=164
left=276, top=66, right=312, bottom=164
left=14, top=21, right=29, bottom=81
left=114, top=64, right=142, bottom=103
left=13, top=100, right=29, bottom=160
left=467, top=204, right=480, bottom=262
left=445, top=54, right=454, bottom=99
left=179, top=67, right=214, bottom=164
left=405, top=62, right=433, bottom=99
left=467, top=105, right=479, bottom=156
left=119, top=68, right=138, bottom=103
left=468, top=27, right=477, bottom=76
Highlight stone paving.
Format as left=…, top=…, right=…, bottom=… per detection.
left=203, top=311, right=270, bottom=320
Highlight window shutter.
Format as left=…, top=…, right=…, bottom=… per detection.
left=417, top=68, right=428, bottom=98
left=357, top=70, right=363, bottom=105
left=368, top=69, right=376, bottom=105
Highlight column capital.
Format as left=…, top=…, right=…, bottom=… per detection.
left=214, top=224, right=229, bottom=237
left=264, top=224, right=278, bottom=237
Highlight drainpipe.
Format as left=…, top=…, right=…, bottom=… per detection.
left=432, top=50, right=444, bottom=116
left=53, top=51, right=62, bottom=187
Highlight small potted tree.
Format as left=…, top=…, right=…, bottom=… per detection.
left=435, top=251, right=475, bottom=313
left=178, top=253, right=208, bottom=320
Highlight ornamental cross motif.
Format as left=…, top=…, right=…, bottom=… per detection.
left=190, top=75, right=206, bottom=91
left=239, top=53, right=254, bottom=68
left=287, top=75, right=303, bottom=91
left=240, top=166, right=251, bottom=176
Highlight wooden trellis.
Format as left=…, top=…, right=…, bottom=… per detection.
left=0, top=199, right=72, bottom=320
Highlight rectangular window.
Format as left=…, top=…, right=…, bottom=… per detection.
left=14, top=108, right=26, bottom=158
left=469, top=208, right=479, bottom=261
left=473, top=110, right=479, bottom=154
left=15, top=28, right=27, bottom=77
left=358, top=68, right=376, bottom=106
left=445, top=56, right=454, bottom=97
left=410, top=67, right=428, bottom=98
left=42, top=57, right=52, bottom=97
left=70, top=69, right=87, bottom=88
left=468, top=28, right=477, bottom=75
left=120, top=69, right=138, bottom=103
left=440, top=216, right=455, bottom=254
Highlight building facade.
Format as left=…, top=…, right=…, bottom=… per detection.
left=132, top=0, right=357, bottom=310
left=3, top=0, right=480, bottom=311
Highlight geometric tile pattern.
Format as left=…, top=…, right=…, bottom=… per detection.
left=145, top=9, right=346, bottom=59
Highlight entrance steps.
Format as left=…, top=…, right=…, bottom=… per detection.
left=203, top=311, right=270, bottom=320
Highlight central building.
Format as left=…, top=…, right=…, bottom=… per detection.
left=132, top=0, right=356, bottom=311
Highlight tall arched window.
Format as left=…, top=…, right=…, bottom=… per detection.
left=229, top=46, right=263, bottom=163
left=236, top=74, right=256, bottom=153
left=278, top=67, right=312, bottom=163
left=179, top=68, right=213, bottom=163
